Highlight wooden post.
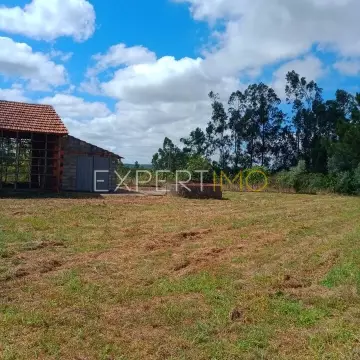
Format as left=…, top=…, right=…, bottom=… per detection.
left=4, top=137, right=9, bottom=184
left=0, top=129, right=3, bottom=190
left=29, top=132, right=33, bottom=189
left=15, top=132, right=19, bottom=190
left=57, top=136, right=61, bottom=192
left=43, top=133, right=48, bottom=189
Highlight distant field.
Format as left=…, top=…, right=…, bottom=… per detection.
left=1, top=193, right=360, bottom=359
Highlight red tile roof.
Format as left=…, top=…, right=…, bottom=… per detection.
left=0, top=100, right=68, bottom=135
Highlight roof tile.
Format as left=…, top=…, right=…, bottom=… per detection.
left=0, top=100, right=68, bottom=135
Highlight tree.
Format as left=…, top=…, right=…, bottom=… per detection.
left=134, top=161, right=140, bottom=169
left=228, top=90, right=246, bottom=170
left=152, top=137, right=187, bottom=172
left=285, top=71, right=325, bottom=172
left=186, top=154, right=213, bottom=182
left=328, top=92, right=360, bottom=173
left=180, top=127, right=208, bottom=156
left=272, top=125, right=298, bottom=171
left=207, top=91, right=230, bottom=169
left=243, top=83, right=284, bottom=167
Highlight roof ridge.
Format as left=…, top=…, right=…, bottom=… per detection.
left=0, top=99, right=52, bottom=107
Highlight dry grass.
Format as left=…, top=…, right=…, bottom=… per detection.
left=1, top=192, right=360, bottom=359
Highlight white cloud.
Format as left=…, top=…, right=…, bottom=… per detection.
left=50, top=50, right=74, bottom=62
left=74, top=49, right=242, bottom=162
left=89, top=43, right=157, bottom=76
left=101, top=55, right=240, bottom=103
left=178, top=0, right=360, bottom=78
left=173, top=0, right=250, bottom=21
left=0, top=0, right=95, bottom=42
left=334, top=59, right=360, bottom=76
left=63, top=100, right=213, bottom=163
left=40, top=94, right=111, bottom=119
left=0, top=85, right=29, bottom=102
left=0, top=37, right=67, bottom=89
left=272, top=55, right=325, bottom=98
left=77, top=50, right=240, bottom=162
left=3, top=0, right=355, bottom=163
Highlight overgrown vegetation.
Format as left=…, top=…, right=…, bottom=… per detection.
left=275, top=160, right=360, bottom=195
left=150, top=70, right=360, bottom=194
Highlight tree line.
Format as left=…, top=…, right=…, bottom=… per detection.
left=150, top=71, right=360, bottom=194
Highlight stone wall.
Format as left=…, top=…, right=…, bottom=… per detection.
left=62, top=136, right=120, bottom=192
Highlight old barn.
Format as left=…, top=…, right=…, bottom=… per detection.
left=0, top=100, right=122, bottom=193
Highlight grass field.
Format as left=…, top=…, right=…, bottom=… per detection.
left=1, top=192, right=360, bottom=359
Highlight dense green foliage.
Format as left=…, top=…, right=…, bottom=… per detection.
left=152, top=70, right=360, bottom=194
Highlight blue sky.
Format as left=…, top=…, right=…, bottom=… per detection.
left=0, top=0, right=359, bottom=163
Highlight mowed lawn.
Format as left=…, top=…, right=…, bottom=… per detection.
left=1, top=193, right=360, bottom=360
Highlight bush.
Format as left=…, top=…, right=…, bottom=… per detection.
left=275, top=161, right=337, bottom=194
left=353, top=164, right=360, bottom=194
left=275, top=161, right=306, bottom=192
left=241, top=166, right=269, bottom=191
left=306, top=173, right=336, bottom=194
left=334, top=171, right=356, bottom=194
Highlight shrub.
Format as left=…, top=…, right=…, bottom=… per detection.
left=353, top=164, right=360, bottom=194
left=334, top=171, right=356, bottom=195
left=275, top=161, right=306, bottom=192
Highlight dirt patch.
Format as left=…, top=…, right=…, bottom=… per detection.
left=229, top=308, right=243, bottom=322
left=14, top=268, right=30, bottom=278
left=278, top=274, right=311, bottom=290
left=176, top=229, right=212, bottom=240
left=173, top=259, right=191, bottom=271
left=22, top=240, right=66, bottom=251
left=39, top=259, right=63, bottom=273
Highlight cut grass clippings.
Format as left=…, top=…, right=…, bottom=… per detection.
left=1, top=193, right=360, bottom=359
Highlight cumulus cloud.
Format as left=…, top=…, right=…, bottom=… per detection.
left=10, top=0, right=357, bottom=163
left=272, top=55, right=325, bottom=98
left=0, top=37, right=67, bottom=89
left=63, top=100, right=213, bottom=163
left=0, top=0, right=95, bottom=42
left=77, top=0, right=360, bottom=161
left=334, top=59, right=360, bottom=76
left=40, top=94, right=111, bottom=119
left=101, top=55, right=240, bottom=103
left=78, top=48, right=241, bottom=162
left=75, top=49, right=237, bottom=162
left=88, top=43, right=157, bottom=76
left=178, top=0, right=360, bottom=77
left=49, top=50, right=74, bottom=62
left=0, top=85, right=29, bottom=102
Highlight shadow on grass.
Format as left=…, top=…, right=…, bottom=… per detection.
left=0, top=187, right=149, bottom=199
left=0, top=190, right=103, bottom=199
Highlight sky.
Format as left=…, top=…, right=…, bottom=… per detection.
left=0, top=0, right=360, bottom=163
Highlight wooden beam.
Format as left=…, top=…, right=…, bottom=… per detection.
left=0, top=129, right=3, bottom=189
left=14, top=131, right=19, bottom=190
left=4, top=137, right=9, bottom=184
left=57, top=136, right=61, bottom=192
left=43, top=133, right=48, bottom=189
left=29, top=132, right=33, bottom=189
